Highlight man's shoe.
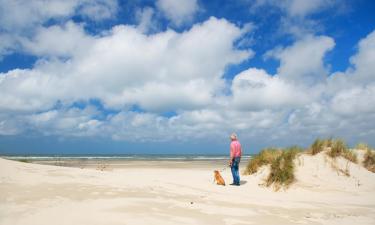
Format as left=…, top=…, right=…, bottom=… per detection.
left=230, top=183, right=240, bottom=186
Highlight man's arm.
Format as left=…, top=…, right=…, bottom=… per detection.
left=229, top=143, right=234, bottom=166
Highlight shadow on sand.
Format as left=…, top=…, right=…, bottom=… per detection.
left=240, top=180, right=247, bottom=185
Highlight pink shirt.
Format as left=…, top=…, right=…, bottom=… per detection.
left=230, top=140, right=242, bottom=158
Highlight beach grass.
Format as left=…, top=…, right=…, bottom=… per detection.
left=363, top=149, right=375, bottom=173
left=328, top=139, right=357, bottom=163
left=266, top=146, right=302, bottom=190
left=16, top=159, right=30, bottom=163
left=356, top=142, right=371, bottom=150
left=243, top=148, right=282, bottom=175
left=310, top=138, right=325, bottom=155
left=244, top=138, right=370, bottom=190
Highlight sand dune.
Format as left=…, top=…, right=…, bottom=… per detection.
left=1, top=154, right=374, bottom=225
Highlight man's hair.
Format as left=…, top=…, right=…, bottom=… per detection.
left=230, top=133, right=237, bottom=140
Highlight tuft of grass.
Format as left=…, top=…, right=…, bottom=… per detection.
left=266, top=146, right=302, bottom=190
left=327, top=139, right=357, bottom=163
left=17, top=159, right=30, bottom=163
left=244, top=148, right=282, bottom=175
left=355, top=142, right=370, bottom=150
left=328, top=139, right=347, bottom=158
left=322, top=137, right=333, bottom=148
left=363, top=149, right=375, bottom=173
left=310, top=138, right=324, bottom=155
left=343, top=150, right=358, bottom=163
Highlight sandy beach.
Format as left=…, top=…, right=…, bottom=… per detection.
left=1, top=153, right=375, bottom=225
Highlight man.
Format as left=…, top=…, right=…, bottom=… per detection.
left=229, top=133, right=242, bottom=186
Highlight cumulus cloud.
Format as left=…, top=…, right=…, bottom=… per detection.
left=0, top=0, right=374, bottom=149
left=0, top=0, right=118, bottom=31
left=250, top=0, right=342, bottom=38
left=0, top=0, right=118, bottom=58
left=251, top=0, right=339, bottom=18
left=156, top=0, right=199, bottom=26
left=231, top=68, right=310, bottom=110
left=136, top=7, right=157, bottom=34
left=21, top=21, right=94, bottom=58
left=348, top=30, right=375, bottom=83
left=265, top=35, right=335, bottom=85
left=0, top=17, right=252, bottom=114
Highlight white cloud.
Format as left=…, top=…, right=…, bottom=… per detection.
left=250, top=0, right=341, bottom=38
left=330, top=85, right=375, bottom=116
left=21, top=21, right=94, bottom=58
left=251, top=0, right=338, bottom=18
left=231, top=68, right=310, bottom=110
left=265, top=35, right=335, bottom=85
left=136, top=7, right=157, bottom=34
left=0, top=0, right=118, bottom=58
left=0, top=0, right=118, bottom=31
left=0, top=17, right=252, bottom=113
left=348, top=30, right=375, bottom=83
left=0, top=0, right=374, bottom=149
left=156, top=0, right=199, bottom=26
left=286, top=0, right=337, bottom=17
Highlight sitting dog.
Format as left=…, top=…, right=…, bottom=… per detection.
left=214, top=170, right=225, bottom=186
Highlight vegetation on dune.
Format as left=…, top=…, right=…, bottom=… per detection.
left=243, top=138, right=374, bottom=190
left=363, top=149, right=375, bottom=173
left=309, top=137, right=335, bottom=155
left=355, top=142, right=371, bottom=150
left=328, top=139, right=357, bottom=163
left=310, top=138, right=324, bottom=155
left=16, top=159, right=30, bottom=163
left=244, top=145, right=302, bottom=190
left=243, top=148, right=282, bottom=175
left=266, top=146, right=302, bottom=190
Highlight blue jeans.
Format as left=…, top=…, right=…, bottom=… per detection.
left=231, top=157, right=241, bottom=185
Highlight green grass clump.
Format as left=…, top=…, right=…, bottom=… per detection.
left=355, top=142, right=370, bottom=150
left=328, top=139, right=347, bottom=157
left=17, top=159, right=30, bottom=163
left=343, top=150, right=358, bottom=163
left=322, top=138, right=333, bottom=148
left=328, top=139, right=357, bottom=163
left=310, top=138, right=324, bottom=155
left=244, top=148, right=282, bottom=175
left=363, top=149, right=375, bottom=173
left=266, top=146, right=302, bottom=190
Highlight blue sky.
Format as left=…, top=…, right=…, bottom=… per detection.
left=0, top=0, right=375, bottom=154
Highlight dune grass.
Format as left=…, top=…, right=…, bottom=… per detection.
left=363, top=149, right=375, bottom=173
left=266, top=146, right=302, bottom=190
left=310, top=138, right=325, bottom=155
left=356, top=142, right=371, bottom=150
left=244, top=138, right=370, bottom=190
left=309, top=137, right=335, bottom=155
left=16, top=159, right=30, bottom=163
left=243, top=148, right=282, bottom=175
left=244, top=145, right=302, bottom=190
left=327, top=139, right=357, bottom=163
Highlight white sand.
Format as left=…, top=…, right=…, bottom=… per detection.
left=1, top=153, right=375, bottom=225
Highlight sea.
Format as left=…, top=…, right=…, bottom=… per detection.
left=1, top=154, right=253, bottom=169
left=1, top=154, right=253, bottom=161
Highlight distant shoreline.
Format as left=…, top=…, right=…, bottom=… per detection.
left=0, top=154, right=253, bottom=161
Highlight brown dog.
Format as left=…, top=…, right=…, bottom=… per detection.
left=214, top=170, right=225, bottom=186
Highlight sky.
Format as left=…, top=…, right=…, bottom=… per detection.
left=0, top=0, right=375, bottom=155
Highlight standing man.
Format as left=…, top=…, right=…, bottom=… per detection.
left=229, top=133, right=242, bottom=186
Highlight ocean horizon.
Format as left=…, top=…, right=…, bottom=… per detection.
left=1, top=154, right=253, bottom=161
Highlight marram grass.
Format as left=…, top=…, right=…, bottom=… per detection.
left=244, top=138, right=374, bottom=191
left=243, top=148, right=282, bottom=175
left=363, top=149, right=375, bottom=173
left=266, top=146, right=302, bottom=190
